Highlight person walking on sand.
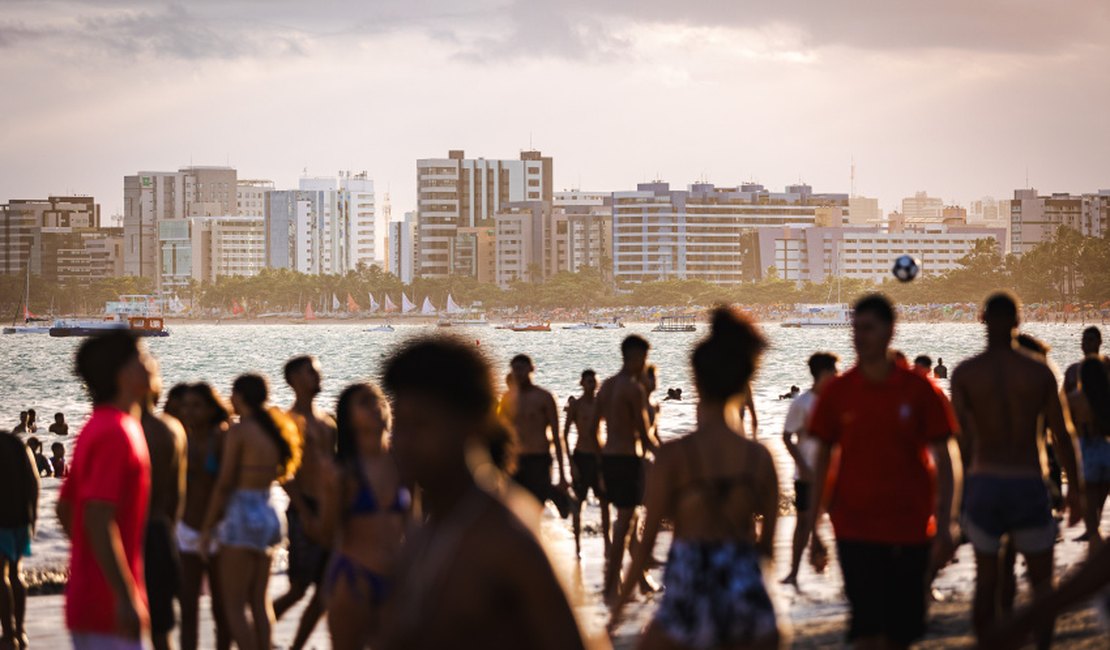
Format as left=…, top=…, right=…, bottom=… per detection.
left=1067, top=358, right=1110, bottom=549
left=177, top=384, right=232, bottom=650
left=296, top=383, right=410, bottom=650
left=809, top=294, right=962, bottom=650
left=141, top=365, right=187, bottom=650
left=199, top=374, right=300, bottom=650
left=273, top=356, right=336, bottom=650
left=563, top=370, right=610, bottom=558
left=503, top=354, right=571, bottom=516
left=780, top=352, right=838, bottom=589
left=57, top=331, right=154, bottom=650
left=378, top=337, right=590, bottom=650
left=951, top=292, right=1084, bottom=650
left=610, top=307, right=780, bottom=649
left=587, top=335, right=658, bottom=598
left=0, top=430, right=38, bottom=650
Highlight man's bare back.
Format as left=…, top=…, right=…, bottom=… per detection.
left=952, top=349, right=1060, bottom=476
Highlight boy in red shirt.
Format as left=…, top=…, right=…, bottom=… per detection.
left=57, top=331, right=154, bottom=650
left=809, top=294, right=962, bottom=648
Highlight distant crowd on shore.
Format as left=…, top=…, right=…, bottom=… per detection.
left=2, top=292, right=1110, bottom=650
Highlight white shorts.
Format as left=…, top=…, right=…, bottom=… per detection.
left=175, top=521, right=217, bottom=555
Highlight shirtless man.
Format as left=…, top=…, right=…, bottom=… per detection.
left=1063, top=326, right=1110, bottom=395
left=588, top=335, right=656, bottom=598
left=562, top=370, right=609, bottom=558
left=141, top=366, right=187, bottom=650
left=505, top=355, right=569, bottom=515
left=274, top=356, right=336, bottom=650
left=951, top=292, right=1084, bottom=649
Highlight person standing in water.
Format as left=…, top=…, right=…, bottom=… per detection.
left=780, top=352, right=838, bottom=589
left=1063, top=326, right=1110, bottom=395
left=141, top=364, right=187, bottom=650
left=298, top=383, right=410, bottom=650
left=587, top=335, right=657, bottom=599
left=199, top=374, right=300, bottom=650
left=57, top=331, right=154, bottom=650
left=809, top=294, right=962, bottom=649
left=562, top=369, right=609, bottom=558
left=951, top=292, right=1083, bottom=650
left=502, top=355, right=570, bottom=516
left=610, top=307, right=780, bottom=648
left=379, top=337, right=589, bottom=650
left=274, top=356, right=336, bottom=650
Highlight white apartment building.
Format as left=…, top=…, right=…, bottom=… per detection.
left=612, top=182, right=850, bottom=285
left=388, top=212, right=417, bottom=284
left=745, top=224, right=1006, bottom=283
left=416, top=149, right=552, bottom=278
left=290, top=172, right=382, bottom=275
left=901, top=191, right=944, bottom=222
left=128, top=166, right=237, bottom=288
left=158, top=215, right=266, bottom=288
left=1010, top=188, right=1110, bottom=255
left=236, top=180, right=273, bottom=218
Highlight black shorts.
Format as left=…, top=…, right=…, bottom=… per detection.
left=287, top=498, right=330, bottom=586
left=144, top=518, right=180, bottom=636
left=512, top=454, right=554, bottom=503
left=571, top=451, right=600, bottom=500
left=794, top=480, right=811, bottom=513
left=837, top=540, right=930, bottom=646
left=601, top=455, right=644, bottom=509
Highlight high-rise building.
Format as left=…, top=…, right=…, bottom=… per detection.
left=125, top=166, right=237, bottom=285
left=847, top=196, right=882, bottom=225
left=236, top=179, right=273, bottom=218
left=387, top=212, right=417, bottom=284
left=190, top=216, right=267, bottom=282
left=0, top=196, right=108, bottom=282
left=550, top=191, right=613, bottom=276
left=292, top=172, right=382, bottom=274
left=415, top=149, right=553, bottom=278
left=494, top=202, right=548, bottom=287
left=900, top=191, right=944, bottom=223
left=265, top=190, right=315, bottom=273
left=612, top=182, right=850, bottom=285
left=1010, top=188, right=1110, bottom=255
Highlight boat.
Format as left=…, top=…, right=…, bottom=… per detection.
left=593, top=320, right=625, bottom=330
left=365, top=324, right=395, bottom=333
left=652, top=315, right=697, bottom=332
left=50, top=315, right=169, bottom=337
left=4, top=263, right=51, bottom=334
left=562, top=322, right=595, bottom=330
left=510, top=323, right=551, bottom=332
left=781, top=304, right=851, bottom=329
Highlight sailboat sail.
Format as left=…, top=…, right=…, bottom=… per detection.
left=401, top=293, right=416, bottom=314
left=346, top=293, right=361, bottom=312
left=305, top=302, right=316, bottom=320
left=332, top=293, right=341, bottom=312
left=421, top=297, right=436, bottom=315
left=368, top=293, right=380, bottom=312
left=383, top=295, right=397, bottom=313
left=446, top=294, right=463, bottom=315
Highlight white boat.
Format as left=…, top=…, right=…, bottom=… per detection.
left=562, top=322, right=595, bottom=330
left=652, top=315, right=697, bottom=332
left=2, top=324, right=51, bottom=334
left=781, top=304, right=851, bottom=329
left=365, top=324, right=395, bottom=333
left=593, top=320, right=625, bottom=330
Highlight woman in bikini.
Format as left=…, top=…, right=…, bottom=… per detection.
left=177, top=383, right=232, bottom=650
left=199, top=374, right=300, bottom=650
left=611, top=306, right=780, bottom=649
left=296, top=382, right=410, bottom=649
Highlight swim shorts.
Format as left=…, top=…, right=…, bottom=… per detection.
left=144, top=517, right=180, bottom=636
left=287, top=496, right=329, bottom=585
left=962, top=474, right=1056, bottom=555
left=571, top=451, right=600, bottom=501
left=513, top=454, right=554, bottom=503
left=0, top=525, right=31, bottom=561
left=601, top=455, right=644, bottom=509
left=837, top=540, right=930, bottom=646
left=1080, top=436, right=1110, bottom=484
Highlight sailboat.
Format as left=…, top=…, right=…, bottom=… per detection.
left=368, top=293, right=380, bottom=313
left=304, top=302, right=317, bottom=321
left=421, top=297, right=436, bottom=316
left=438, top=294, right=488, bottom=327
left=401, top=293, right=416, bottom=315
left=4, top=263, right=50, bottom=334
left=383, top=295, right=398, bottom=313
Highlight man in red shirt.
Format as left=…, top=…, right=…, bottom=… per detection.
left=57, top=331, right=154, bottom=650
left=809, top=294, right=962, bottom=649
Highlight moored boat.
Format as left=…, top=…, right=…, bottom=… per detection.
left=49, top=315, right=169, bottom=337
left=510, top=323, right=551, bottom=332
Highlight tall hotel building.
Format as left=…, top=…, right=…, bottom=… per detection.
left=415, top=150, right=552, bottom=278
left=611, top=182, right=850, bottom=285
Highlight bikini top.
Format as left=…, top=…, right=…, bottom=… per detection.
left=676, top=439, right=762, bottom=537
left=349, top=462, right=411, bottom=516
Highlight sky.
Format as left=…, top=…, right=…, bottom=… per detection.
left=2, top=0, right=1109, bottom=218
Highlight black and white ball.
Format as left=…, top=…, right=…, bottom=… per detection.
left=891, top=255, right=920, bottom=283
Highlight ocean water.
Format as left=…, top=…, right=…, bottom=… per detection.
left=0, top=320, right=1094, bottom=575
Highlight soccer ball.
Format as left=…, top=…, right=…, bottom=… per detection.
left=892, top=255, right=920, bottom=282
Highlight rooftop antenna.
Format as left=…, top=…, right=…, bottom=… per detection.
left=851, top=155, right=856, bottom=197
left=1025, top=165, right=1029, bottom=188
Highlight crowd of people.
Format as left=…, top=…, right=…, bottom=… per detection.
left=1, top=291, right=1109, bottom=649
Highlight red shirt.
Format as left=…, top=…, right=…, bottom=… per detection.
left=809, top=364, right=956, bottom=545
left=60, top=405, right=151, bottom=634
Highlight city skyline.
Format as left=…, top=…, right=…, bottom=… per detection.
left=2, top=0, right=1108, bottom=216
